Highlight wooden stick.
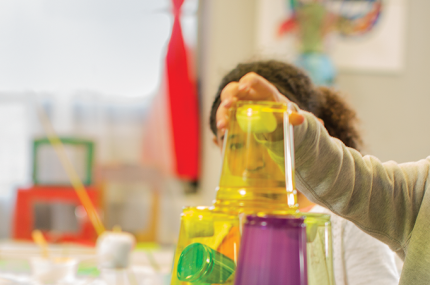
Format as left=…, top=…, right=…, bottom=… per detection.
left=32, top=230, right=49, bottom=258
left=37, top=107, right=105, bottom=236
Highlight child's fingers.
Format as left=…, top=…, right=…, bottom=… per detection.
left=216, top=73, right=303, bottom=136
left=217, top=82, right=240, bottom=134
left=289, top=112, right=304, bottom=126
left=237, top=72, right=287, bottom=103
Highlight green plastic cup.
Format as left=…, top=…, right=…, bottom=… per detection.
left=177, top=243, right=236, bottom=284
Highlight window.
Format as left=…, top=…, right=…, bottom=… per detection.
left=0, top=0, right=198, bottom=98
left=0, top=0, right=198, bottom=238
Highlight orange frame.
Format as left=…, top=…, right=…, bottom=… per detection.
left=13, top=186, right=99, bottom=244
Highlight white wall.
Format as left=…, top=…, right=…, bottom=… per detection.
left=198, top=0, right=430, bottom=200
left=197, top=0, right=258, bottom=204
left=336, top=0, right=430, bottom=163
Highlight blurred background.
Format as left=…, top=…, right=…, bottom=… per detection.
left=0, top=0, right=428, bottom=247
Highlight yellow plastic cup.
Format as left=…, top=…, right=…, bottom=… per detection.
left=214, top=101, right=296, bottom=215
left=170, top=206, right=240, bottom=285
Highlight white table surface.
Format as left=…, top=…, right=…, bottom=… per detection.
left=0, top=240, right=174, bottom=285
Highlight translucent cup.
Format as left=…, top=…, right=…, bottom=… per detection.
left=270, top=211, right=334, bottom=285
left=234, top=215, right=307, bottom=285
left=301, top=212, right=334, bottom=285
left=170, top=206, right=240, bottom=285
left=177, top=243, right=235, bottom=283
left=214, top=101, right=296, bottom=216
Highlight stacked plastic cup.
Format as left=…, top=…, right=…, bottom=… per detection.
left=170, top=101, right=334, bottom=285
left=170, top=206, right=240, bottom=285
left=234, top=215, right=308, bottom=285
left=214, top=101, right=295, bottom=215
left=177, top=243, right=236, bottom=284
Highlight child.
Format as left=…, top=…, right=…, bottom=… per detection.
left=210, top=60, right=400, bottom=285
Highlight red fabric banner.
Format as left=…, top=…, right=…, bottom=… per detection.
left=165, top=0, right=199, bottom=180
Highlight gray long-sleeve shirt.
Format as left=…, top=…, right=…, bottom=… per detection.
left=292, top=110, right=430, bottom=284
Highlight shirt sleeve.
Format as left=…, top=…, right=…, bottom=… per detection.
left=280, top=110, right=429, bottom=255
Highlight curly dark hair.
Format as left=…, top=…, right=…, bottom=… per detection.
left=209, top=60, right=363, bottom=151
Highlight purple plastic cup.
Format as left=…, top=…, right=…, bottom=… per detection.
left=234, top=215, right=308, bottom=285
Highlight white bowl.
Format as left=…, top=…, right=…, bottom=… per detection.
left=30, top=256, right=78, bottom=284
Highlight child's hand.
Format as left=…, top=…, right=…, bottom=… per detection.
left=216, top=72, right=304, bottom=136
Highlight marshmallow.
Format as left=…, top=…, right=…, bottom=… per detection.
left=96, top=231, right=136, bottom=269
